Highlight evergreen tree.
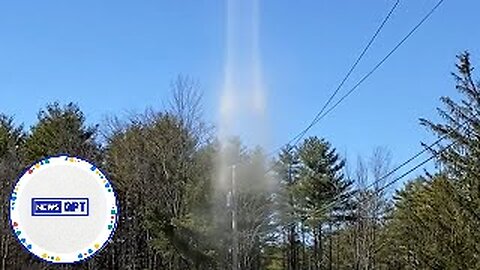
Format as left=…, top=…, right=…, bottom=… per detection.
left=385, top=175, right=479, bottom=269
left=417, top=52, right=480, bottom=267
left=295, top=136, right=352, bottom=269
left=0, top=115, right=26, bottom=269
left=274, top=146, right=301, bottom=270
left=24, top=102, right=101, bottom=163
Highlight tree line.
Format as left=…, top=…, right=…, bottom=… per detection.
left=0, top=53, right=479, bottom=269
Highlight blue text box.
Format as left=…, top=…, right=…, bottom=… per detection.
left=31, top=198, right=89, bottom=216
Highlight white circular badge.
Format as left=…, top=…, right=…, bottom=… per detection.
left=9, top=155, right=118, bottom=264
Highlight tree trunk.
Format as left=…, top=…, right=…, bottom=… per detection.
left=1, top=235, right=8, bottom=270
left=329, top=223, right=332, bottom=270
left=289, top=224, right=297, bottom=270
left=301, top=223, right=307, bottom=270
left=313, top=228, right=319, bottom=270
left=283, top=231, right=288, bottom=270
left=319, top=223, right=323, bottom=269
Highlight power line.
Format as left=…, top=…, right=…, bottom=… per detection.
left=289, top=0, right=401, bottom=149
left=362, top=110, right=473, bottom=192
left=317, top=140, right=456, bottom=217
left=301, top=110, right=475, bottom=215
left=268, top=0, right=445, bottom=160
left=363, top=136, right=441, bottom=191
left=268, top=0, right=400, bottom=157
left=271, top=93, right=475, bottom=220
left=307, top=0, right=446, bottom=132
left=266, top=0, right=445, bottom=177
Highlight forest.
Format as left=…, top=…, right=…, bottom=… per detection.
left=0, top=52, right=479, bottom=269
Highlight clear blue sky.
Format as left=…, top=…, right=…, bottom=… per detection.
left=0, top=1, right=478, bottom=186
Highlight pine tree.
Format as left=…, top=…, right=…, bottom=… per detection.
left=274, top=145, right=301, bottom=270
left=0, top=115, right=26, bottom=269
left=418, top=52, right=480, bottom=267
left=295, top=136, right=352, bottom=269
left=23, top=102, right=101, bottom=163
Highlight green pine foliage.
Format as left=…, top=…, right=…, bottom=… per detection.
left=382, top=52, right=480, bottom=269
left=23, top=102, right=101, bottom=164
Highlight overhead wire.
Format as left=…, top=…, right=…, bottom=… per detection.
left=304, top=0, right=446, bottom=134
left=265, top=0, right=446, bottom=176
left=313, top=140, right=457, bottom=217
left=267, top=0, right=401, bottom=157
left=310, top=109, right=476, bottom=216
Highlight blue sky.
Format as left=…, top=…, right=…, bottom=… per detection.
left=0, top=0, right=478, bottom=185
